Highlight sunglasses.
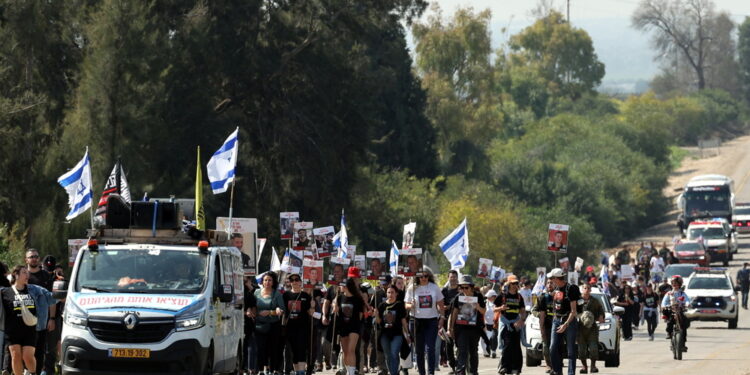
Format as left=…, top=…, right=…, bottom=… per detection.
left=289, top=278, right=301, bottom=282
left=460, top=286, right=472, bottom=290
left=26, top=255, right=39, bottom=259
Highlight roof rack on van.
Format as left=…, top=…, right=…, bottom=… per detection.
left=86, top=227, right=230, bottom=246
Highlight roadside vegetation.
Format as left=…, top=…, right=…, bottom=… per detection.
left=0, top=1, right=749, bottom=275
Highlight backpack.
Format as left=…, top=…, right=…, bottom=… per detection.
left=578, top=310, right=595, bottom=328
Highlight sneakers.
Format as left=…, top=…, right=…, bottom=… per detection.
left=649, top=335, right=654, bottom=341
left=483, top=351, right=490, bottom=358
left=491, top=351, right=496, bottom=358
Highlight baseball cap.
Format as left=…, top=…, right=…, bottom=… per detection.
left=485, top=290, right=498, bottom=298
left=347, top=267, right=361, bottom=279
left=547, top=268, right=565, bottom=278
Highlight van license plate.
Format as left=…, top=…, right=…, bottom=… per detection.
left=108, top=348, right=150, bottom=358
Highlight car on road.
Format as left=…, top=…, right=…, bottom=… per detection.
left=686, top=220, right=735, bottom=265
left=673, top=240, right=710, bottom=266
left=684, top=268, right=739, bottom=329
left=733, top=203, right=750, bottom=234
left=525, top=287, right=623, bottom=368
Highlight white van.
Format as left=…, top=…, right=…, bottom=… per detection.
left=57, top=228, right=244, bottom=375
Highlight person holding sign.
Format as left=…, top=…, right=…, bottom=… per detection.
left=283, top=273, right=315, bottom=375
left=376, top=285, right=410, bottom=375
left=548, top=268, right=580, bottom=375
left=332, top=267, right=366, bottom=375
left=447, top=275, right=486, bottom=375
left=405, top=267, right=444, bottom=375
left=495, top=275, right=526, bottom=375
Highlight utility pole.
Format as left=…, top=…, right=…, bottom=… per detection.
left=567, top=0, right=570, bottom=22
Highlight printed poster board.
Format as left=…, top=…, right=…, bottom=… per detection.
left=293, top=221, right=314, bottom=248
left=366, top=251, right=386, bottom=280
left=303, top=259, right=324, bottom=289
left=280, top=212, right=299, bottom=240
left=313, top=226, right=335, bottom=258
left=547, top=223, right=569, bottom=253
left=402, top=222, right=416, bottom=250
left=216, top=217, right=258, bottom=276
left=68, top=239, right=87, bottom=267
left=399, top=248, right=423, bottom=276
left=477, top=258, right=492, bottom=279
left=328, top=256, right=350, bottom=286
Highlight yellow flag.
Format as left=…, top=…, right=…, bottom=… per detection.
left=195, top=146, right=206, bottom=230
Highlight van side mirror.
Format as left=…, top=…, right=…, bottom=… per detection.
left=217, top=284, right=233, bottom=303
left=52, top=280, right=68, bottom=299
left=613, top=306, right=625, bottom=315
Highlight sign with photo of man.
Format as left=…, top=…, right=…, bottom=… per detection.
left=477, top=258, right=492, bottom=279
left=366, top=251, right=386, bottom=280
left=328, top=256, right=350, bottom=286
left=547, top=223, right=569, bottom=253
left=399, top=248, right=423, bottom=276
left=293, top=221, right=314, bottom=248
left=313, top=226, right=335, bottom=258
left=402, top=222, right=416, bottom=250
left=303, top=259, right=324, bottom=289
left=217, top=217, right=258, bottom=276
left=280, top=212, right=299, bottom=240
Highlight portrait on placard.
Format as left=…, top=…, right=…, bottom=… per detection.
left=313, top=226, right=335, bottom=258
left=354, top=255, right=366, bottom=272
left=558, top=257, right=570, bottom=271
left=536, top=267, right=547, bottom=280
left=547, top=223, right=569, bottom=253
left=216, top=217, right=258, bottom=276
left=399, top=248, right=423, bottom=276
left=328, top=257, right=350, bottom=286
left=294, top=221, right=313, bottom=248
left=68, top=239, right=87, bottom=267
left=456, top=295, right=479, bottom=325
left=280, top=212, right=300, bottom=240
left=490, top=266, right=505, bottom=283
left=574, top=257, right=584, bottom=272
left=281, top=249, right=303, bottom=274
left=303, top=259, right=324, bottom=289
left=477, top=258, right=492, bottom=279
left=402, top=222, right=416, bottom=250
left=366, top=251, right=386, bottom=280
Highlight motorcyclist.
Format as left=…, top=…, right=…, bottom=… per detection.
left=661, top=275, right=690, bottom=350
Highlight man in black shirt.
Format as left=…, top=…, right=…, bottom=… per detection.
left=441, top=270, right=460, bottom=373
left=737, top=263, right=750, bottom=309
left=548, top=268, right=580, bottom=375
left=26, top=248, right=56, bottom=375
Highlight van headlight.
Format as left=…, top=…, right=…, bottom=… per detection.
left=64, top=301, right=88, bottom=329
left=175, top=299, right=206, bottom=331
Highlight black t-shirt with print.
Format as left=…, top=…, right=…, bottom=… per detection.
left=337, top=294, right=364, bottom=326
left=2, top=286, right=37, bottom=335
left=378, top=300, right=406, bottom=338
left=499, top=291, right=523, bottom=320
left=450, top=292, right=486, bottom=329
left=553, top=283, right=581, bottom=317
left=284, top=291, right=312, bottom=321
left=643, top=292, right=659, bottom=309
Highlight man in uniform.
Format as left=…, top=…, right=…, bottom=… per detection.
left=576, top=283, right=604, bottom=374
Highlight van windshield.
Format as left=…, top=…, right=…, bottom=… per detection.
left=75, top=248, right=208, bottom=294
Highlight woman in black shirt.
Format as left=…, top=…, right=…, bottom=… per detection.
left=614, top=284, right=635, bottom=340
left=376, top=285, right=409, bottom=375
left=643, top=284, right=660, bottom=341
left=3, top=266, right=38, bottom=375
left=447, top=276, right=486, bottom=375
left=283, top=274, right=315, bottom=375
left=333, top=274, right=364, bottom=375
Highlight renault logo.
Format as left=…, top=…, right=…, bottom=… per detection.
left=123, top=313, right=138, bottom=330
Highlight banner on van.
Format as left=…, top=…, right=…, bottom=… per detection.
left=74, top=294, right=199, bottom=311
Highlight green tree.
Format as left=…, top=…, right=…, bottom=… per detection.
left=738, top=17, right=750, bottom=103
left=507, top=11, right=605, bottom=101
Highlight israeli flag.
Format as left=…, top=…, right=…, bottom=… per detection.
left=439, top=218, right=469, bottom=269
left=57, top=149, right=93, bottom=221
left=334, top=210, right=349, bottom=258
left=207, top=127, right=239, bottom=194
left=389, top=240, right=399, bottom=276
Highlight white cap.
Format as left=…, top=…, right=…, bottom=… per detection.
left=485, top=290, right=498, bottom=298
left=547, top=268, right=565, bottom=278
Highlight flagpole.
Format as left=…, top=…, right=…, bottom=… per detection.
left=227, top=180, right=235, bottom=236
left=87, top=147, right=95, bottom=232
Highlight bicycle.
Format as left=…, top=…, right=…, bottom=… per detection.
left=668, top=303, right=687, bottom=360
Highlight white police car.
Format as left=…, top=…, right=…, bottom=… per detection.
left=684, top=268, right=739, bottom=329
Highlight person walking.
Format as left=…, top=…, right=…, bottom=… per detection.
left=736, top=263, right=750, bottom=309
left=642, top=284, right=660, bottom=341
left=24, top=249, right=54, bottom=375
left=548, top=268, right=580, bottom=375
left=496, top=275, right=526, bottom=375
left=377, top=285, right=410, bottom=375
left=255, top=272, right=286, bottom=375
left=576, top=283, right=604, bottom=374
left=447, top=276, right=485, bottom=375
left=480, top=290, right=497, bottom=359
left=405, top=267, right=444, bottom=375
left=3, top=265, right=54, bottom=375
left=614, top=284, right=635, bottom=341
left=533, top=279, right=555, bottom=373
left=243, top=276, right=258, bottom=375
left=283, top=273, right=315, bottom=375
left=333, top=267, right=366, bottom=375
left=440, top=271, right=459, bottom=373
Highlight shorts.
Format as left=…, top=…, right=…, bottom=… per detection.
left=7, top=328, right=37, bottom=347
left=337, top=320, right=362, bottom=337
